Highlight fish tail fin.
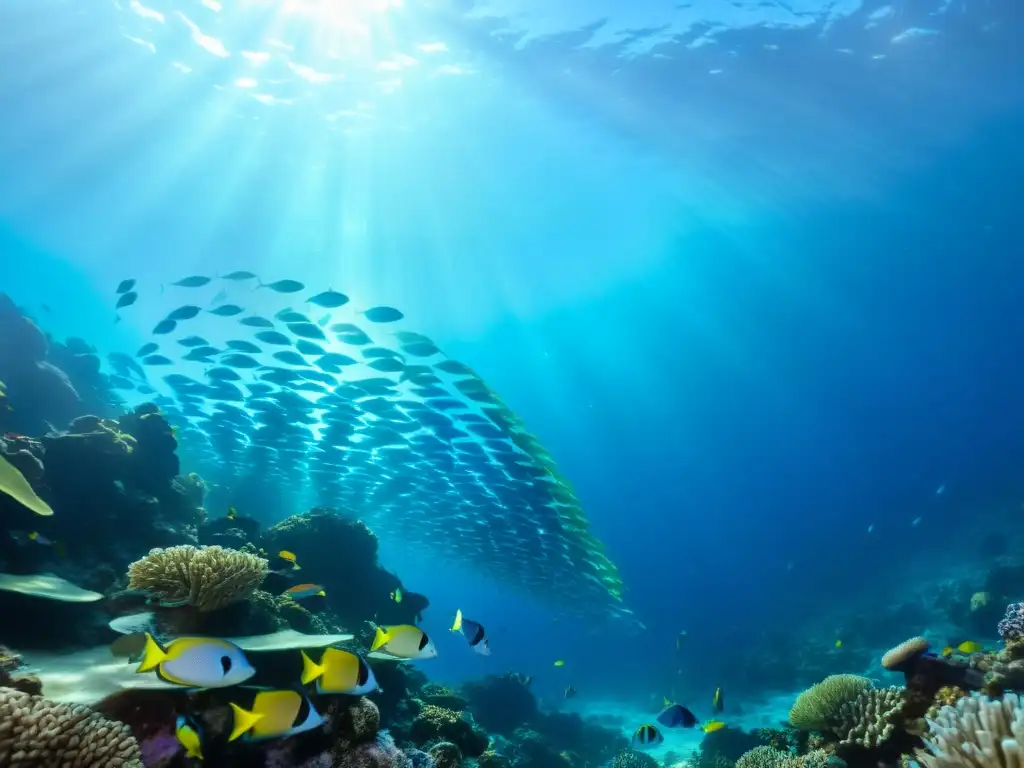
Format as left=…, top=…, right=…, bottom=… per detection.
left=370, top=626, right=390, bottom=652
left=228, top=703, right=264, bottom=742
left=451, top=609, right=463, bottom=633
left=300, top=651, right=324, bottom=685
left=136, top=633, right=168, bottom=673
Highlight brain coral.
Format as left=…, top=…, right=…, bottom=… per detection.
left=789, top=675, right=873, bottom=733
left=0, top=687, right=142, bottom=767
left=127, top=544, right=268, bottom=611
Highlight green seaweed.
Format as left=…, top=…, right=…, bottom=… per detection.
left=0, top=453, right=53, bottom=516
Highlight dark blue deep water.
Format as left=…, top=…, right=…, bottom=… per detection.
left=1, top=0, right=1023, bottom=761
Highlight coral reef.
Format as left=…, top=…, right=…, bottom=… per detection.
left=0, top=687, right=142, bottom=767
left=916, top=692, right=1024, bottom=768
left=410, top=704, right=489, bottom=757
left=789, top=675, right=873, bottom=733
left=999, top=602, right=1024, bottom=641
left=127, top=544, right=268, bottom=611
left=612, top=749, right=659, bottom=768
left=462, top=674, right=539, bottom=735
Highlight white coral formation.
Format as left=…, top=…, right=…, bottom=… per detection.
left=837, top=687, right=905, bottom=747
left=917, top=692, right=1024, bottom=768
left=127, top=544, right=268, bottom=612
left=0, top=687, right=142, bottom=767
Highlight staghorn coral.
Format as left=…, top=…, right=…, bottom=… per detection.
left=835, top=687, right=905, bottom=747
left=127, top=544, right=267, bottom=611
left=916, top=692, right=1024, bottom=768
left=0, top=687, right=142, bottom=767
left=612, top=749, right=660, bottom=768
left=789, top=675, right=873, bottom=733
left=882, top=637, right=930, bottom=672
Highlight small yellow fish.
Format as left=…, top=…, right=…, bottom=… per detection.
left=227, top=506, right=238, bottom=520
left=702, top=721, right=726, bottom=733
left=390, top=588, right=402, bottom=603
left=553, top=659, right=565, bottom=667
left=958, top=641, right=983, bottom=654
left=176, top=715, right=203, bottom=760
left=942, top=646, right=954, bottom=658
left=277, top=550, right=300, bottom=569
left=835, top=639, right=843, bottom=649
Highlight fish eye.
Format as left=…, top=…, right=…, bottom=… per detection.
left=220, top=655, right=233, bottom=674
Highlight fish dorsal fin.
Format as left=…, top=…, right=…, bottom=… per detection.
left=663, top=697, right=672, bottom=708
left=451, top=609, right=463, bottom=632
left=228, top=703, right=265, bottom=742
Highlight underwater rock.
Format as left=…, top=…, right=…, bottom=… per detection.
left=409, top=704, right=488, bottom=757
left=261, top=507, right=411, bottom=628
left=462, top=674, right=539, bottom=735
left=427, top=741, right=463, bottom=768
left=117, top=404, right=180, bottom=494
left=420, top=683, right=469, bottom=711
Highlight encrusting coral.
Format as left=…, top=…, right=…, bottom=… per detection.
left=611, top=749, right=660, bottom=768
left=126, top=544, right=268, bottom=611
left=0, top=687, right=143, bottom=767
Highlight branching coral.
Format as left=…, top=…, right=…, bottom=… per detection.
left=789, top=675, right=873, bottom=733
left=916, top=692, right=1024, bottom=768
left=126, top=544, right=268, bottom=611
left=737, top=746, right=790, bottom=768
left=835, top=687, right=905, bottom=747
left=0, top=687, right=143, bottom=767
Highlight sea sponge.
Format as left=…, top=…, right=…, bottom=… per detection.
left=916, top=692, right=1024, bottom=768
left=0, top=687, right=142, bottom=767
left=127, top=544, right=268, bottom=611
left=882, top=637, right=930, bottom=671
left=835, top=687, right=905, bottom=747
left=789, top=675, right=873, bottom=733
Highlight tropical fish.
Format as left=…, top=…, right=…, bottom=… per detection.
left=226, top=340, right=262, bottom=353
left=240, top=316, right=275, bottom=328
left=942, top=646, right=954, bottom=658
left=564, top=686, right=577, bottom=699
left=553, top=660, right=565, bottom=667
left=176, top=714, right=204, bottom=760
left=300, top=648, right=378, bottom=695
left=134, top=633, right=255, bottom=688
left=632, top=724, right=664, bottom=749
left=255, top=331, right=292, bottom=346
left=370, top=625, right=438, bottom=660
left=166, top=305, right=202, bottom=321
left=221, top=270, right=259, bottom=281
left=177, top=336, right=211, bottom=348
left=286, top=322, right=326, bottom=341
left=116, top=279, right=136, bottom=294
left=712, top=686, right=724, bottom=712
left=657, top=703, right=698, bottom=729
left=143, top=355, right=174, bottom=366
left=451, top=609, right=490, bottom=656
left=834, top=640, right=843, bottom=649
left=957, top=641, right=983, bottom=654
left=116, top=292, right=138, bottom=310
left=173, top=276, right=212, bottom=288
left=283, top=584, right=325, bottom=601
left=278, top=550, right=298, bottom=565
left=307, top=290, right=350, bottom=308
left=152, top=319, right=177, bottom=335
left=295, top=341, right=325, bottom=356
left=136, top=342, right=159, bottom=357
left=702, top=721, right=726, bottom=733
left=229, top=690, right=324, bottom=743
left=390, top=588, right=402, bottom=603
left=209, top=304, right=245, bottom=317
left=363, top=306, right=404, bottom=323
left=260, top=279, right=305, bottom=293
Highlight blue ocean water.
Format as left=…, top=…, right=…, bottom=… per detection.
left=1, top=0, right=1023, bottom=761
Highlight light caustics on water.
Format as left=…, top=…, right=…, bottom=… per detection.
left=104, top=275, right=630, bottom=621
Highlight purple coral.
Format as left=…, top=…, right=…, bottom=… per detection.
left=998, top=602, right=1024, bottom=640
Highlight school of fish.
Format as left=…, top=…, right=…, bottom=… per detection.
left=107, top=274, right=629, bottom=620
